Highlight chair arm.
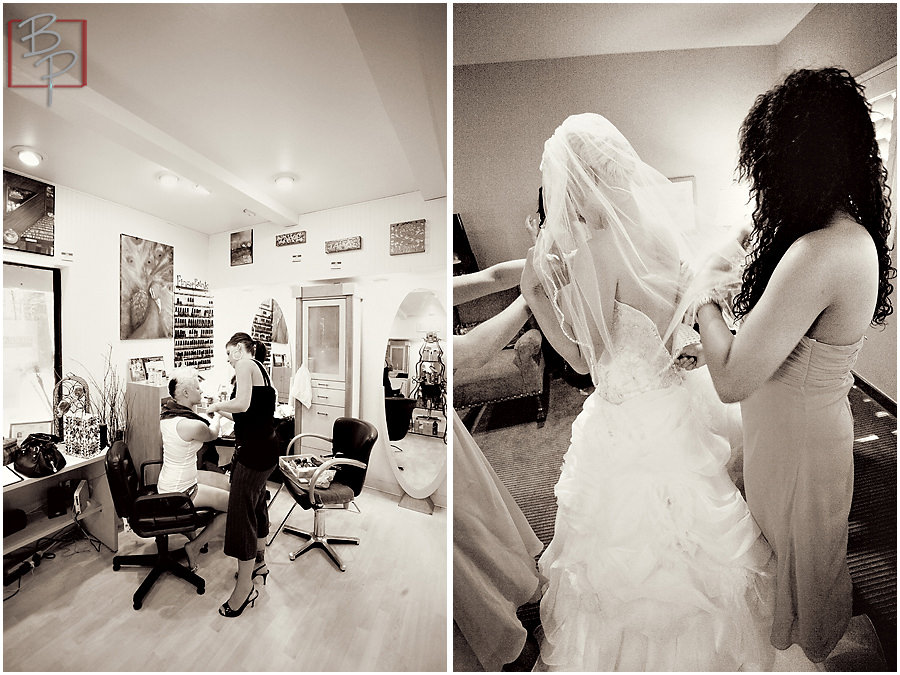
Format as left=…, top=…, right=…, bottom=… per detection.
left=140, top=459, right=164, bottom=487
left=132, top=492, right=200, bottom=531
left=308, top=458, right=367, bottom=505
left=285, top=433, right=333, bottom=454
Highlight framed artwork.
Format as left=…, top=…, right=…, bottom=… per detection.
left=3, top=170, right=55, bottom=256
left=275, top=230, right=306, bottom=247
left=390, top=219, right=426, bottom=255
left=8, top=421, right=53, bottom=446
left=230, top=229, right=253, bottom=266
left=325, top=235, right=362, bottom=254
left=142, top=356, right=166, bottom=385
left=666, top=175, right=696, bottom=232
left=120, top=234, right=174, bottom=340
left=129, top=358, right=147, bottom=382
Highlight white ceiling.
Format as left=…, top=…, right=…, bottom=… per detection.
left=4, top=3, right=447, bottom=235
left=454, top=3, right=815, bottom=65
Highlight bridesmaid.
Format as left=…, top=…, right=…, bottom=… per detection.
left=695, top=68, right=894, bottom=664
left=453, top=257, right=544, bottom=671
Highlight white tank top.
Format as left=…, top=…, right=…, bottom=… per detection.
left=157, top=418, right=202, bottom=493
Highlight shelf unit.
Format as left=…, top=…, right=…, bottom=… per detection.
left=3, top=451, right=118, bottom=553
left=173, top=286, right=214, bottom=370
left=410, top=336, right=447, bottom=441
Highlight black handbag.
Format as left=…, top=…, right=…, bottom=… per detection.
left=14, top=433, right=66, bottom=478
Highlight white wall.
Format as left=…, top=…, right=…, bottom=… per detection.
left=454, top=46, right=775, bottom=268
left=207, top=192, right=448, bottom=506
left=776, top=3, right=897, bottom=78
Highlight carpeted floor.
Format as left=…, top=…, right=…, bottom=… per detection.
left=467, top=375, right=896, bottom=671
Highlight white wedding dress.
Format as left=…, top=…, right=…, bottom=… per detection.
left=536, top=301, right=777, bottom=671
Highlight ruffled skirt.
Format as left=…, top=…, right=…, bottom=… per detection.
left=537, top=375, right=776, bottom=671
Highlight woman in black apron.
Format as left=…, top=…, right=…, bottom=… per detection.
left=207, top=332, right=280, bottom=617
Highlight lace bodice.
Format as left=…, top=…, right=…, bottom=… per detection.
left=593, top=301, right=682, bottom=403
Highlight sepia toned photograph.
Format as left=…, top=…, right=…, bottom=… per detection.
left=3, top=3, right=445, bottom=673
left=3, top=170, right=55, bottom=256
left=453, top=3, right=896, bottom=672
left=229, top=229, right=253, bottom=266
left=119, top=234, right=174, bottom=340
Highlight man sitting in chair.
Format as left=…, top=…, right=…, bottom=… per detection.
left=159, top=367, right=230, bottom=572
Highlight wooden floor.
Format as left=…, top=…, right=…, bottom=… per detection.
left=3, top=485, right=447, bottom=672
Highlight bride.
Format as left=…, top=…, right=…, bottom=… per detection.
left=520, top=113, right=778, bottom=671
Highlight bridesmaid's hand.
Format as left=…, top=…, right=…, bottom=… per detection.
left=675, top=343, right=706, bottom=371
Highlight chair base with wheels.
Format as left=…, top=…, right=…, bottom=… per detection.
left=284, top=503, right=360, bottom=571
left=113, top=534, right=206, bottom=610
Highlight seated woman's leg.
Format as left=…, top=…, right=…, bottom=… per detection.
left=184, top=482, right=230, bottom=570
left=198, top=469, right=230, bottom=492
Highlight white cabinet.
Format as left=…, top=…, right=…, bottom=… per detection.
left=295, top=284, right=360, bottom=454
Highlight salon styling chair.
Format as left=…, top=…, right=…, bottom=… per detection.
left=384, top=395, right=417, bottom=442
left=273, top=417, right=377, bottom=571
left=105, top=441, right=216, bottom=609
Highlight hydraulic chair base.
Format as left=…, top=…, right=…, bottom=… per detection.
left=112, top=534, right=206, bottom=609
left=283, top=509, right=358, bottom=572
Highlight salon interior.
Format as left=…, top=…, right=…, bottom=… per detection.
left=3, top=4, right=446, bottom=671
left=454, top=3, right=896, bottom=671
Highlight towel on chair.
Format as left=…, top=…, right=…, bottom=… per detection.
left=291, top=364, right=313, bottom=409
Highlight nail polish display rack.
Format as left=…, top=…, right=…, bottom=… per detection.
left=251, top=299, right=273, bottom=366
left=174, top=287, right=214, bottom=370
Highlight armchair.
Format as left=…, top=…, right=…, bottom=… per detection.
left=453, top=288, right=550, bottom=427
left=105, top=441, right=217, bottom=609
left=271, top=418, right=378, bottom=571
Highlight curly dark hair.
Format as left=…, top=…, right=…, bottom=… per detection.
left=733, top=67, right=894, bottom=326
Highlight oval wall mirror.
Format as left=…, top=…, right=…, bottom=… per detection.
left=383, top=289, right=447, bottom=500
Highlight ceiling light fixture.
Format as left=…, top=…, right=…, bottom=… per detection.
left=156, top=172, right=179, bottom=188
left=193, top=184, right=210, bottom=195
left=274, top=174, right=296, bottom=189
left=12, top=146, right=43, bottom=167
left=243, top=208, right=256, bottom=217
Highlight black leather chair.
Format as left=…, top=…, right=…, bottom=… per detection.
left=105, top=440, right=216, bottom=609
left=385, top=396, right=417, bottom=442
left=273, top=417, right=378, bottom=571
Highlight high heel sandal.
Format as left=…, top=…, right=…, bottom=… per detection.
left=218, top=587, right=259, bottom=618
left=234, top=562, right=269, bottom=585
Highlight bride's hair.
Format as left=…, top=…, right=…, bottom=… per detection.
left=733, top=67, right=895, bottom=326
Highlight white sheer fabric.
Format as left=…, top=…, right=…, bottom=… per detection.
left=533, top=113, right=742, bottom=381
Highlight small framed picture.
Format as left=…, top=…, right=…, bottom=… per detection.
left=3, top=170, right=55, bottom=257
left=129, top=358, right=147, bottom=382
left=230, top=229, right=253, bottom=266
left=325, top=235, right=362, bottom=254
left=390, top=219, right=426, bottom=255
left=142, top=357, right=167, bottom=385
left=8, top=421, right=53, bottom=446
left=275, top=230, right=306, bottom=247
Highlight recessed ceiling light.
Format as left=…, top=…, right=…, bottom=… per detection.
left=157, top=172, right=179, bottom=188
left=193, top=184, right=209, bottom=195
left=243, top=208, right=256, bottom=217
left=12, top=146, right=43, bottom=167
left=274, top=174, right=296, bottom=189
